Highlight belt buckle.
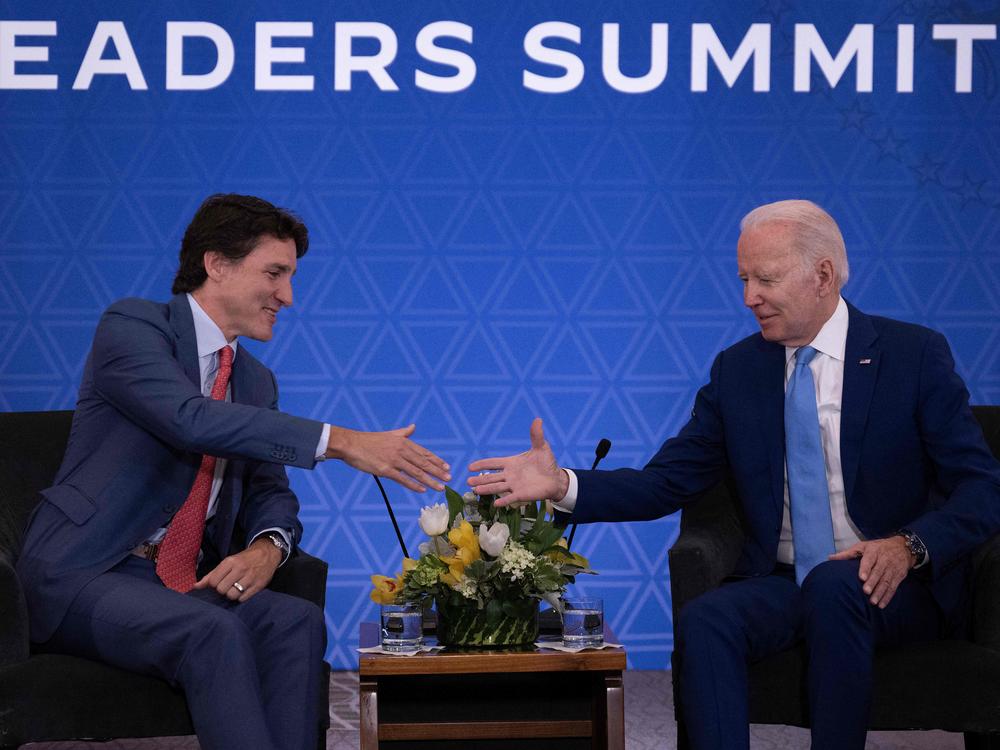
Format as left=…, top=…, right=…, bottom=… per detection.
left=134, top=542, right=160, bottom=562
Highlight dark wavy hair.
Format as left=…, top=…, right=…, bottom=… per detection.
left=171, top=194, right=309, bottom=294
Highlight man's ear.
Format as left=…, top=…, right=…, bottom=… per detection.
left=202, top=250, right=227, bottom=283
left=815, top=258, right=836, bottom=297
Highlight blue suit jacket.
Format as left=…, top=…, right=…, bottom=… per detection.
left=17, top=295, right=325, bottom=642
left=571, top=303, right=1000, bottom=623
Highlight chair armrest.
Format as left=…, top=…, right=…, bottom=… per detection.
left=0, top=549, right=30, bottom=667
left=668, top=478, right=745, bottom=620
left=269, top=548, right=328, bottom=610
left=970, top=532, right=1000, bottom=651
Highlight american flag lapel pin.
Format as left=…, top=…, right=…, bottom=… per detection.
left=859, top=358, right=872, bottom=365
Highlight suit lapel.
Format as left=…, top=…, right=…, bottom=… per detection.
left=168, top=294, right=201, bottom=390
left=748, top=337, right=788, bottom=521
left=840, top=303, right=879, bottom=503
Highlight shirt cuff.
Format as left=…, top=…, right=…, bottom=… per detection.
left=314, top=423, right=331, bottom=462
left=551, top=469, right=578, bottom=513
left=249, top=527, right=293, bottom=566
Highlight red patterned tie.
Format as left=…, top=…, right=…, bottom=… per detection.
left=156, top=345, right=234, bottom=592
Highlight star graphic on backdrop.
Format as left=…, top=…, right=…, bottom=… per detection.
left=873, top=128, right=908, bottom=162
left=956, top=172, right=988, bottom=208
left=840, top=100, right=874, bottom=132
left=912, top=153, right=945, bottom=186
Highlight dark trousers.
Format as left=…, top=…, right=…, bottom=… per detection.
left=41, top=555, right=327, bottom=750
left=675, top=559, right=942, bottom=750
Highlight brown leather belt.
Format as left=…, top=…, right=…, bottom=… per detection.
left=132, top=542, right=161, bottom=562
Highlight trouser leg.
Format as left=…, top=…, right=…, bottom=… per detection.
left=801, top=559, right=941, bottom=750
left=675, top=571, right=802, bottom=750
left=42, top=555, right=323, bottom=750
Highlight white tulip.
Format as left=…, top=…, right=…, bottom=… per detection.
left=478, top=522, right=510, bottom=557
left=418, top=503, right=450, bottom=537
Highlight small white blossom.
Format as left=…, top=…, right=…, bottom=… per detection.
left=462, top=491, right=477, bottom=503
left=478, top=522, right=510, bottom=557
left=456, top=576, right=478, bottom=599
left=418, top=503, right=449, bottom=537
left=499, top=541, right=534, bottom=581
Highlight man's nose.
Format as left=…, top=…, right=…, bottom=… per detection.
left=277, top=278, right=293, bottom=307
left=743, top=282, right=760, bottom=308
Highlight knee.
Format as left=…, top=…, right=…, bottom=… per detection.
left=676, top=592, right=737, bottom=648
left=800, top=559, right=869, bottom=624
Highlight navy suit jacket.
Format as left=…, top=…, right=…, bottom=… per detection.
left=571, top=303, right=1000, bottom=624
left=17, top=295, right=325, bottom=642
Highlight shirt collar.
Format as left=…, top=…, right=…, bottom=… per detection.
left=785, top=296, right=848, bottom=365
left=187, top=293, right=239, bottom=360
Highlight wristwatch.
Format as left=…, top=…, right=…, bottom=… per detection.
left=263, top=532, right=290, bottom=558
left=896, top=528, right=927, bottom=567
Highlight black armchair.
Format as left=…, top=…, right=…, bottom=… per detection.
left=0, top=410, right=331, bottom=749
left=669, top=405, right=1000, bottom=750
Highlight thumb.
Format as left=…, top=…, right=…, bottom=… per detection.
left=529, top=417, right=546, bottom=450
left=394, top=423, right=416, bottom=437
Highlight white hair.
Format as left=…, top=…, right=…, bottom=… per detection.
left=739, top=199, right=850, bottom=287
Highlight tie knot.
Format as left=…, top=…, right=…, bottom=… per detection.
left=795, top=346, right=817, bottom=368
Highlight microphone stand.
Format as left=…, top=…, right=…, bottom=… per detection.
left=372, top=474, right=409, bottom=559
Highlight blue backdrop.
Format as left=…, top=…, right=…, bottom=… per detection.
left=2, top=0, right=999, bottom=668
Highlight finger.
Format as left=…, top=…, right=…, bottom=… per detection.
left=529, top=417, right=546, bottom=450
left=468, top=458, right=510, bottom=474
left=469, top=479, right=507, bottom=496
left=493, top=491, right=534, bottom=508
left=870, top=578, right=892, bottom=606
left=386, top=469, right=427, bottom=493
left=863, top=556, right=887, bottom=594
left=857, top=546, right=878, bottom=582
left=829, top=544, right=863, bottom=560
left=403, top=446, right=451, bottom=484
left=400, top=458, right=446, bottom=492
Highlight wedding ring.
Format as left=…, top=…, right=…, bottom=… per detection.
left=232, top=581, right=246, bottom=593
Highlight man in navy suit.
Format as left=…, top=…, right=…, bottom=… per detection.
left=16, top=194, right=451, bottom=750
left=467, top=200, right=1000, bottom=749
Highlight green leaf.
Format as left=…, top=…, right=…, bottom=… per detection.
left=486, top=598, right=503, bottom=625
left=445, top=486, right=465, bottom=527
left=500, top=506, right=521, bottom=539
left=525, top=501, right=538, bottom=520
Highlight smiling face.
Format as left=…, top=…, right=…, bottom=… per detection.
left=737, top=221, right=838, bottom=347
left=195, top=235, right=297, bottom=342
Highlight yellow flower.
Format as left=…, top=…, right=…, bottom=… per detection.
left=370, top=574, right=403, bottom=605
left=448, top=520, right=481, bottom=566
left=402, top=557, right=418, bottom=573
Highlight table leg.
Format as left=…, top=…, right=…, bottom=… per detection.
left=360, top=676, right=379, bottom=750
left=604, top=672, right=625, bottom=750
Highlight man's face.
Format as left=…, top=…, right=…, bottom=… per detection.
left=737, top=221, right=830, bottom=347
left=211, top=235, right=297, bottom=342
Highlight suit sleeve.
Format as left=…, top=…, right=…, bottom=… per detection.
left=905, top=331, right=1000, bottom=577
left=91, top=301, right=323, bottom=470
left=571, top=351, right=729, bottom=524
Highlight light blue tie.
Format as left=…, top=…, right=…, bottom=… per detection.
left=786, top=346, right=835, bottom=585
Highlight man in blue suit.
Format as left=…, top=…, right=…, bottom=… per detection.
left=16, top=194, right=451, bottom=750
left=468, top=200, right=1000, bottom=749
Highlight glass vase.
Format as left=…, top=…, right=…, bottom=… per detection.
left=436, top=599, right=539, bottom=647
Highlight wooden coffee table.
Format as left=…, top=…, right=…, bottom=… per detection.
left=359, top=621, right=626, bottom=749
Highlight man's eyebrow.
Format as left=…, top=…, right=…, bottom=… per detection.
left=265, top=263, right=294, bottom=274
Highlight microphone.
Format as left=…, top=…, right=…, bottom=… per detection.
left=372, top=475, right=409, bottom=559
left=567, top=438, right=611, bottom=550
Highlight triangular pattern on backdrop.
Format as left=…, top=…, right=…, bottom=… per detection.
left=535, top=195, right=603, bottom=252
left=848, top=261, right=915, bottom=317
left=312, top=320, right=379, bottom=379
left=269, top=322, right=331, bottom=379
left=358, top=193, right=424, bottom=250
left=933, top=322, right=997, bottom=376
left=401, top=190, right=467, bottom=245
left=0, top=258, right=62, bottom=312
left=579, top=263, right=647, bottom=316
left=626, top=325, right=691, bottom=379
left=492, top=321, right=558, bottom=377
left=584, top=130, right=649, bottom=184
left=443, top=386, right=513, bottom=444
left=402, top=130, right=468, bottom=184
left=39, top=259, right=108, bottom=316
left=135, top=130, right=200, bottom=183
left=445, top=323, right=511, bottom=378
left=43, top=130, right=110, bottom=185
left=534, top=257, right=600, bottom=313
left=535, top=326, right=601, bottom=379
left=669, top=259, right=734, bottom=314
left=578, top=390, right=646, bottom=446
left=583, top=192, right=646, bottom=246
left=622, top=385, right=695, bottom=444
left=626, top=193, right=692, bottom=250
left=493, top=191, right=560, bottom=248
left=491, top=260, right=558, bottom=315
left=0, top=193, right=66, bottom=250
left=40, top=189, right=109, bottom=249
left=88, top=192, right=155, bottom=250
left=0, top=327, right=62, bottom=377
left=669, top=320, right=739, bottom=379
left=578, top=321, right=646, bottom=379
left=494, top=130, right=559, bottom=184
left=360, top=256, right=425, bottom=312
left=131, top=190, right=201, bottom=246
left=355, top=326, right=422, bottom=379
left=937, top=263, right=1000, bottom=314
left=311, top=259, right=379, bottom=314
left=530, top=385, right=603, bottom=444
left=354, top=385, right=422, bottom=430
left=447, top=193, right=511, bottom=250
left=451, top=125, right=515, bottom=174
left=311, top=130, right=380, bottom=184
left=400, top=321, right=467, bottom=376
left=446, top=256, right=513, bottom=305
left=310, top=191, right=380, bottom=248
left=400, top=259, right=468, bottom=315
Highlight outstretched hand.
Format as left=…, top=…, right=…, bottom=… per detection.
left=467, top=417, right=569, bottom=507
left=326, top=423, right=451, bottom=492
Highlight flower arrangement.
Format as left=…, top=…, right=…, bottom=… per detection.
left=371, top=487, right=594, bottom=646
